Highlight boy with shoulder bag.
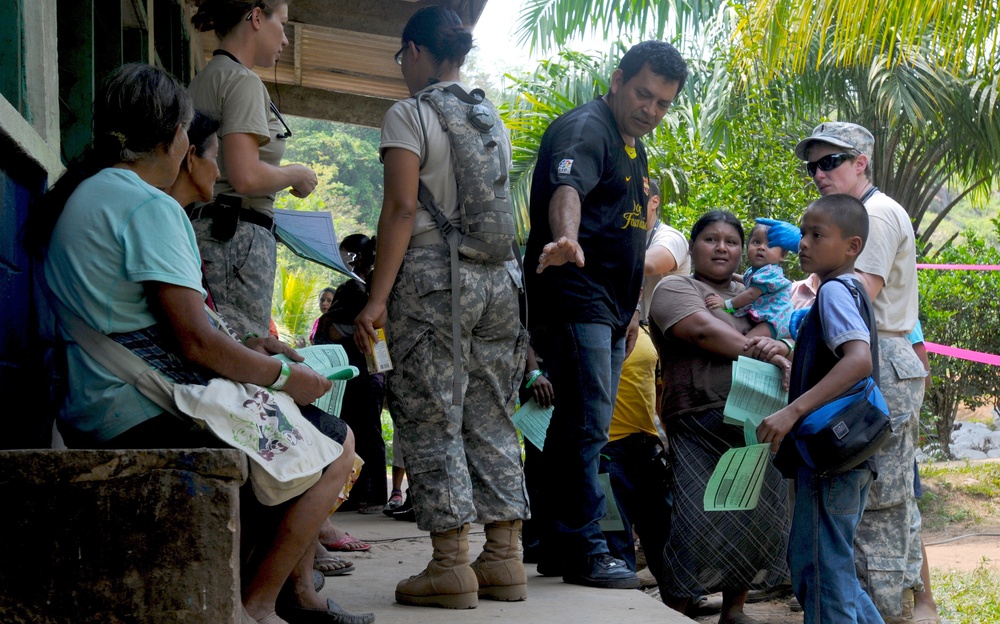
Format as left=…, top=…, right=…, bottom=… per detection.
left=757, top=194, right=888, bottom=624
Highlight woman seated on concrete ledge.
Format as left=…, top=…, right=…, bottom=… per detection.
left=23, top=63, right=371, bottom=624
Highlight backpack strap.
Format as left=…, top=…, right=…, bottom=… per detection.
left=415, top=179, right=463, bottom=407
left=816, top=277, right=880, bottom=384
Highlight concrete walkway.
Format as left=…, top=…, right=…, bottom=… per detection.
left=322, top=510, right=696, bottom=624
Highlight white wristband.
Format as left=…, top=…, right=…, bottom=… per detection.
left=268, top=361, right=291, bottom=391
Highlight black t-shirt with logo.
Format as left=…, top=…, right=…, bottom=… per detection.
left=524, top=97, right=649, bottom=331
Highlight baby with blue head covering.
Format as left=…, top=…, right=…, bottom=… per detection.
left=705, top=217, right=800, bottom=340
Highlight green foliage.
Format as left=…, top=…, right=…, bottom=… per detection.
left=918, top=227, right=1000, bottom=457
left=655, top=90, right=815, bottom=250
left=515, top=0, right=724, bottom=57
left=270, top=116, right=381, bottom=324
left=381, top=409, right=394, bottom=467
left=280, top=117, right=383, bottom=233
left=932, top=563, right=1000, bottom=624
left=272, top=266, right=324, bottom=345
left=924, top=190, right=1000, bottom=252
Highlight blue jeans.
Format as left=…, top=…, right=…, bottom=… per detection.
left=790, top=465, right=885, bottom=624
left=533, top=322, right=626, bottom=566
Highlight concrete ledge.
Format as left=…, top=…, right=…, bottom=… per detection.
left=0, top=449, right=246, bottom=624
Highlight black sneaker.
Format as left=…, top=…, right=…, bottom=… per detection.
left=391, top=494, right=415, bottom=522
left=563, top=554, right=640, bottom=589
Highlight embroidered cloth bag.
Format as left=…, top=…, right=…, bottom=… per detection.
left=174, top=379, right=345, bottom=504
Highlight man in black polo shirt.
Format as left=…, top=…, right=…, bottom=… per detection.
left=523, top=41, right=688, bottom=589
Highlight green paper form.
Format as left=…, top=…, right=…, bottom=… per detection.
left=724, top=356, right=788, bottom=427
left=273, top=344, right=358, bottom=417
left=597, top=472, right=625, bottom=532
left=703, top=443, right=772, bottom=511
left=511, top=398, right=553, bottom=451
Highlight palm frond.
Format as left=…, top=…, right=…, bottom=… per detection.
left=514, top=0, right=726, bottom=56
left=733, top=0, right=1000, bottom=81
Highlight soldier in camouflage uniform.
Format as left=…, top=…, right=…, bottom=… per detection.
left=386, top=246, right=528, bottom=530
left=190, top=218, right=275, bottom=338
left=355, top=7, right=529, bottom=610
left=187, top=0, right=319, bottom=339
left=795, top=122, right=927, bottom=621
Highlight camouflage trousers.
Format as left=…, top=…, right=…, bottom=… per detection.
left=192, top=218, right=275, bottom=338
left=385, top=245, right=529, bottom=532
left=855, top=336, right=927, bottom=619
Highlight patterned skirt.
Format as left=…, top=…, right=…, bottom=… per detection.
left=662, top=407, right=789, bottom=598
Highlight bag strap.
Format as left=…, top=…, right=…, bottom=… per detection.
left=414, top=86, right=468, bottom=408
left=816, top=277, right=880, bottom=384
left=52, top=298, right=182, bottom=416
left=415, top=181, right=463, bottom=407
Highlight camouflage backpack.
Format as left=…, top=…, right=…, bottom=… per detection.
left=415, top=83, right=516, bottom=263
left=415, top=84, right=519, bottom=405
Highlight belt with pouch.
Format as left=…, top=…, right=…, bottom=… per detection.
left=186, top=195, right=274, bottom=234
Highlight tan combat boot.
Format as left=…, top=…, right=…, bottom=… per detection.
left=395, top=523, right=478, bottom=609
left=471, top=519, right=528, bottom=601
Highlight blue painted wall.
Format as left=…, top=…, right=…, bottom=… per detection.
left=0, top=140, right=55, bottom=448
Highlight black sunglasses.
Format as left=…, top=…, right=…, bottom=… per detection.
left=806, top=152, right=853, bottom=177
left=270, top=101, right=292, bottom=139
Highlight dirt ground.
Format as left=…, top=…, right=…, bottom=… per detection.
left=923, top=527, right=1000, bottom=573
left=653, top=527, right=1000, bottom=624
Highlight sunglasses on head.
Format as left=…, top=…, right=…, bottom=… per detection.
left=806, top=152, right=853, bottom=177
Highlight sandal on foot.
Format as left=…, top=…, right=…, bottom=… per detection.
left=357, top=503, right=384, bottom=515
left=685, top=594, right=722, bottom=617
left=383, top=490, right=404, bottom=516
left=314, top=553, right=356, bottom=576
left=277, top=598, right=375, bottom=624
left=323, top=534, right=370, bottom=552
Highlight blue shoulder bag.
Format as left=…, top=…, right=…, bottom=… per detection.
left=792, top=278, right=892, bottom=475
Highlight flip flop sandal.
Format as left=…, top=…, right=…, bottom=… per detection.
left=314, top=553, right=356, bottom=576
left=323, top=534, right=371, bottom=552
left=357, top=503, right=384, bottom=515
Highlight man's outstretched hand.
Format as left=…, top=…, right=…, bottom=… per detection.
left=536, top=237, right=585, bottom=272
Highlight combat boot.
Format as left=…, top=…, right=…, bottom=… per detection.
left=395, top=523, right=478, bottom=609
left=471, top=519, right=528, bottom=601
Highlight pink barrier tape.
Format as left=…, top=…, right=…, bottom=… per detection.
left=924, top=341, right=1000, bottom=367
left=916, top=263, right=1000, bottom=271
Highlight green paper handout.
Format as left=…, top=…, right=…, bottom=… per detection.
left=597, top=472, right=625, bottom=532
left=273, top=344, right=358, bottom=416
left=511, top=398, right=553, bottom=451
left=724, top=356, right=788, bottom=427
left=704, top=443, right=772, bottom=511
